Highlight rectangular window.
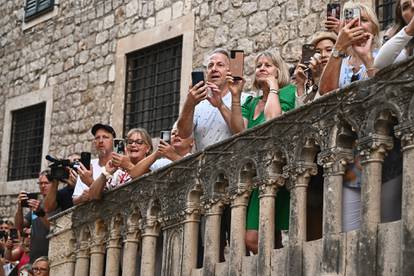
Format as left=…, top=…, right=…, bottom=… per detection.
left=376, top=0, right=396, bottom=30
left=25, top=0, right=55, bottom=22
left=124, top=36, right=183, bottom=137
left=7, top=103, right=46, bottom=181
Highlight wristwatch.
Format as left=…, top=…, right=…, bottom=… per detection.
left=332, top=48, right=347, bottom=58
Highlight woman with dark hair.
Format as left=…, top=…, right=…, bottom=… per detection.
left=89, top=128, right=153, bottom=199
left=374, top=0, right=414, bottom=69
left=228, top=50, right=296, bottom=253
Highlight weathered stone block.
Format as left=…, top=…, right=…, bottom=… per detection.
left=103, top=14, right=115, bottom=29
left=248, top=11, right=267, bottom=36
left=241, top=2, right=257, bottom=16
left=96, top=30, right=109, bottom=44
left=214, top=25, right=229, bottom=46
left=214, top=0, right=230, bottom=14
left=172, top=1, right=184, bottom=19
left=156, top=7, right=172, bottom=25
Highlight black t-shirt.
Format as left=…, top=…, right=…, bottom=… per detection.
left=56, top=186, right=74, bottom=212
left=25, top=211, right=49, bottom=262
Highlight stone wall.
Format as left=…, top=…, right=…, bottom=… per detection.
left=0, top=0, right=368, bottom=215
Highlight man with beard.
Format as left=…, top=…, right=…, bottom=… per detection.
left=72, top=123, right=115, bottom=205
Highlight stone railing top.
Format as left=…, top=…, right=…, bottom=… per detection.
left=49, top=57, right=414, bottom=232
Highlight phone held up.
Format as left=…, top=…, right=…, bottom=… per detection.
left=9, top=228, right=19, bottom=241
left=327, top=3, right=341, bottom=20
left=80, top=152, right=91, bottom=171
left=160, top=131, right=171, bottom=144
left=113, top=138, right=126, bottom=155
left=21, top=192, right=38, bottom=208
left=344, top=7, right=361, bottom=26
left=301, top=44, right=316, bottom=66
left=191, top=71, right=205, bottom=87
left=229, top=50, right=244, bottom=80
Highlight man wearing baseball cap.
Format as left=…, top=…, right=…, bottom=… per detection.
left=72, top=123, right=116, bottom=205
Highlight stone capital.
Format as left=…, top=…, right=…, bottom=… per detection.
left=141, top=217, right=161, bottom=237
left=318, top=148, right=353, bottom=176
left=395, top=123, right=414, bottom=150
left=203, top=199, right=225, bottom=216
left=229, top=190, right=250, bottom=208
left=358, top=134, right=393, bottom=163
left=284, top=162, right=318, bottom=189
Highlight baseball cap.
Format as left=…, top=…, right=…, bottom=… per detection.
left=91, top=123, right=116, bottom=138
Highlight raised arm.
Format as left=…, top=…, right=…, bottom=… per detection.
left=127, top=151, right=159, bottom=179
left=177, top=82, right=208, bottom=139
left=227, top=74, right=247, bottom=134
left=263, top=76, right=282, bottom=120
left=43, top=179, right=59, bottom=213
left=319, top=18, right=363, bottom=95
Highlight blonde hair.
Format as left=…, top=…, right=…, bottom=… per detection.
left=343, top=2, right=380, bottom=48
left=252, top=51, right=290, bottom=91
left=126, top=128, right=153, bottom=155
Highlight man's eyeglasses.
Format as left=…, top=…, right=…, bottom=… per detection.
left=126, top=139, right=146, bottom=146
left=32, top=267, right=49, bottom=274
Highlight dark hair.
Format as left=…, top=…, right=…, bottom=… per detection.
left=395, top=0, right=406, bottom=32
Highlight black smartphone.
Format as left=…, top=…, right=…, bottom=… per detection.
left=0, top=230, right=7, bottom=240
left=160, top=131, right=171, bottom=144
left=80, top=152, right=91, bottom=170
left=191, top=71, right=204, bottom=87
left=9, top=229, right=18, bottom=241
left=229, top=50, right=244, bottom=80
left=327, top=3, right=341, bottom=19
left=21, top=192, right=38, bottom=208
left=301, top=44, right=316, bottom=65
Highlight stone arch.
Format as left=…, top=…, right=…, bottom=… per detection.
left=147, top=198, right=162, bottom=218
left=236, top=158, right=257, bottom=186
left=211, top=170, right=229, bottom=195
left=365, top=101, right=402, bottom=136
left=329, top=120, right=358, bottom=149
left=295, top=131, right=321, bottom=163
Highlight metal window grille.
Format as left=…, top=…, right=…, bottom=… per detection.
left=124, top=36, right=183, bottom=137
left=7, top=103, right=46, bottom=181
left=24, top=0, right=55, bottom=22
left=376, top=0, right=396, bottom=30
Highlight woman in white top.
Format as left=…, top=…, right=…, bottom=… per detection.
left=374, top=0, right=414, bottom=69
left=319, top=2, right=380, bottom=95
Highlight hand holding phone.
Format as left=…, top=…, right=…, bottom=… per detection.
left=9, top=229, right=19, bottom=241
left=344, top=7, right=360, bottom=27
left=327, top=3, right=341, bottom=19
left=21, top=192, right=38, bottom=208
left=301, top=44, right=316, bottom=66
left=80, top=152, right=91, bottom=171
left=160, top=131, right=171, bottom=144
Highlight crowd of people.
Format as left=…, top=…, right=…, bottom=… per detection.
left=1, top=0, right=413, bottom=273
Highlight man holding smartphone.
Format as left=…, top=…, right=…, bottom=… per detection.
left=14, top=170, right=51, bottom=263
left=177, top=48, right=247, bottom=151
left=72, top=123, right=115, bottom=205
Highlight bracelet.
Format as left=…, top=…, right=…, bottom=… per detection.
left=269, top=88, right=279, bottom=95
left=101, top=167, right=112, bottom=180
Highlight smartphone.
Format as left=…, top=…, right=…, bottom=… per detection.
left=160, top=131, right=171, bottom=144
left=344, top=7, right=360, bottom=26
left=327, top=3, right=341, bottom=19
left=301, top=44, right=316, bottom=65
left=113, top=139, right=126, bottom=155
left=0, top=230, right=7, bottom=240
left=21, top=192, right=38, bottom=208
left=191, top=71, right=204, bottom=87
left=229, top=50, right=244, bottom=80
left=9, top=228, right=18, bottom=241
left=80, top=152, right=91, bottom=170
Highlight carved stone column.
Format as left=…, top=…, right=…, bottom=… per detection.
left=105, top=217, right=122, bottom=276
left=257, top=177, right=284, bottom=276
left=396, top=125, right=414, bottom=276
left=140, top=217, right=161, bottom=276
left=228, top=191, right=249, bottom=276
left=318, top=148, right=352, bottom=275
left=357, top=134, right=393, bottom=276
left=182, top=205, right=201, bottom=276
left=203, top=200, right=224, bottom=276
left=74, top=240, right=90, bottom=276
left=89, top=221, right=106, bottom=276
left=122, top=216, right=140, bottom=276
left=286, top=162, right=317, bottom=275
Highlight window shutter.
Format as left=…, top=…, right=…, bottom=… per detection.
left=24, top=0, right=54, bottom=22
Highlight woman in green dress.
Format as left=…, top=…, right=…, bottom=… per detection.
left=228, top=50, right=296, bottom=253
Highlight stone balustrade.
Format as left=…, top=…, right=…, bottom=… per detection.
left=48, top=57, right=414, bottom=275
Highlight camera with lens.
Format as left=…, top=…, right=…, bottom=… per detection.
left=46, top=155, right=75, bottom=181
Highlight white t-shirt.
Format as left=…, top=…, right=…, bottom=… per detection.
left=193, top=92, right=248, bottom=151
left=150, top=153, right=192, bottom=171
left=73, top=159, right=104, bottom=197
